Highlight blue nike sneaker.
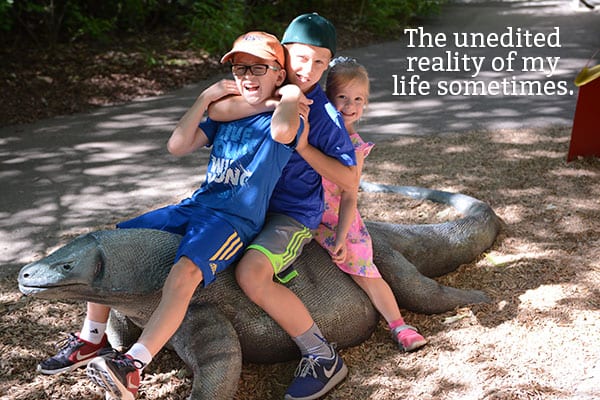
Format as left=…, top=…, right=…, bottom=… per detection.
left=284, top=350, right=348, bottom=400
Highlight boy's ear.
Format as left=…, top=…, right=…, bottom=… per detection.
left=275, top=69, right=286, bottom=87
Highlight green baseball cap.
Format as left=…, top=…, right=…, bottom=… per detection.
left=281, top=13, right=336, bottom=56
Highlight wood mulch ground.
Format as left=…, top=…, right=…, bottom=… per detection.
left=2, top=126, right=599, bottom=399
left=1, top=29, right=599, bottom=400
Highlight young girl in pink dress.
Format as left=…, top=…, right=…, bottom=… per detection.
left=314, top=57, right=427, bottom=351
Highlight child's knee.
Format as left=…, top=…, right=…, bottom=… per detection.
left=168, top=257, right=204, bottom=289
left=235, top=251, right=273, bottom=296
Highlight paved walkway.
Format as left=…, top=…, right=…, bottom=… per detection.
left=345, top=0, right=600, bottom=139
left=1, top=0, right=599, bottom=275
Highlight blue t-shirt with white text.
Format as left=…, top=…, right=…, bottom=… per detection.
left=192, top=113, right=300, bottom=238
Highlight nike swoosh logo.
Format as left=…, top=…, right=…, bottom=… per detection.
left=323, top=357, right=339, bottom=379
left=127, top=374, right=139, bottom=390
left=74, top=350, right=97, bottom=361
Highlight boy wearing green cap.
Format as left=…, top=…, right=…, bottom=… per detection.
left=209, top=13, right=358, bottom=400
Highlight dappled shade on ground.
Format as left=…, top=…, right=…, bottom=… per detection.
left=2, top=126, right=599, bottom=399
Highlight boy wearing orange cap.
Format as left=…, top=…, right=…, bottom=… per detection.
left=36, top=31, right=306, bottom=400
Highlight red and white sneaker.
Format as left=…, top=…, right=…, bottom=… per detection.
left=37, top=332, right=110, bottom=375
left=86, top=349, right=144, bottom=400
left=392, top=325, right=428, bottom=352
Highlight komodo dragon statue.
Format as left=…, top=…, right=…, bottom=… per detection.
left=18, top=184, right=501, bottom=399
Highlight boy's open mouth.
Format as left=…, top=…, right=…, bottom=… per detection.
left=244, top=83, right=259, bottom=92
left=295, top=74, right=310, bottom=83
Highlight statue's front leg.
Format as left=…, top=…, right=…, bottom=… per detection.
left=169, top=303, right=242, bottom=400
left=106, top=309, right=142, bottom=351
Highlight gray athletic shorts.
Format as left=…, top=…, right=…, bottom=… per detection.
left=247, top=213, right=313, bottom=283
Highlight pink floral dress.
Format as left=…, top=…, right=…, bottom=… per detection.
left=313, top=133, right=381, bottom=278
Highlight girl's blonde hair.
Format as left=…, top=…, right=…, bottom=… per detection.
left=325, top=56, right=370, bottom=103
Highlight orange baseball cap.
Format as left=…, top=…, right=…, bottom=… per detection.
left=221, top=31, right=285, bottom=67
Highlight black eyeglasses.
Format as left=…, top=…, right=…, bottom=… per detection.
left=231, top=64, right=280, bottom=77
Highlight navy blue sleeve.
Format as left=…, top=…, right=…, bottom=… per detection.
left=199, top=117, right=218, bottom=146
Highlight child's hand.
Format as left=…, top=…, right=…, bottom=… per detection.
left=331, top=240, right=347, bottom=264
left=276, top=84, right=313, bottom=116
left=203, top=79, right=240, bottom=103
left=276, top=84, right=303, bottom=100
left=298, top=94, right=311, bottom=121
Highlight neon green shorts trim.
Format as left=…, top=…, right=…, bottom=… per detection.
left=246, top=213, right=313, bottom=283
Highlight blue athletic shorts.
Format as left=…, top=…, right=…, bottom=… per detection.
left=117, top=202, right=246, bottom=286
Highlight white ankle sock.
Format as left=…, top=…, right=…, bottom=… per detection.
left=126, top=343, right=153, bottom=370
left=79, top=318, right=107, bottom=344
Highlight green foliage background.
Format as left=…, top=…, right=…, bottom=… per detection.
left=1, top=0, right=445, bottom=54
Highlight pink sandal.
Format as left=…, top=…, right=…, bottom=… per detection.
left=391, top=325, right=427, bottom=352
